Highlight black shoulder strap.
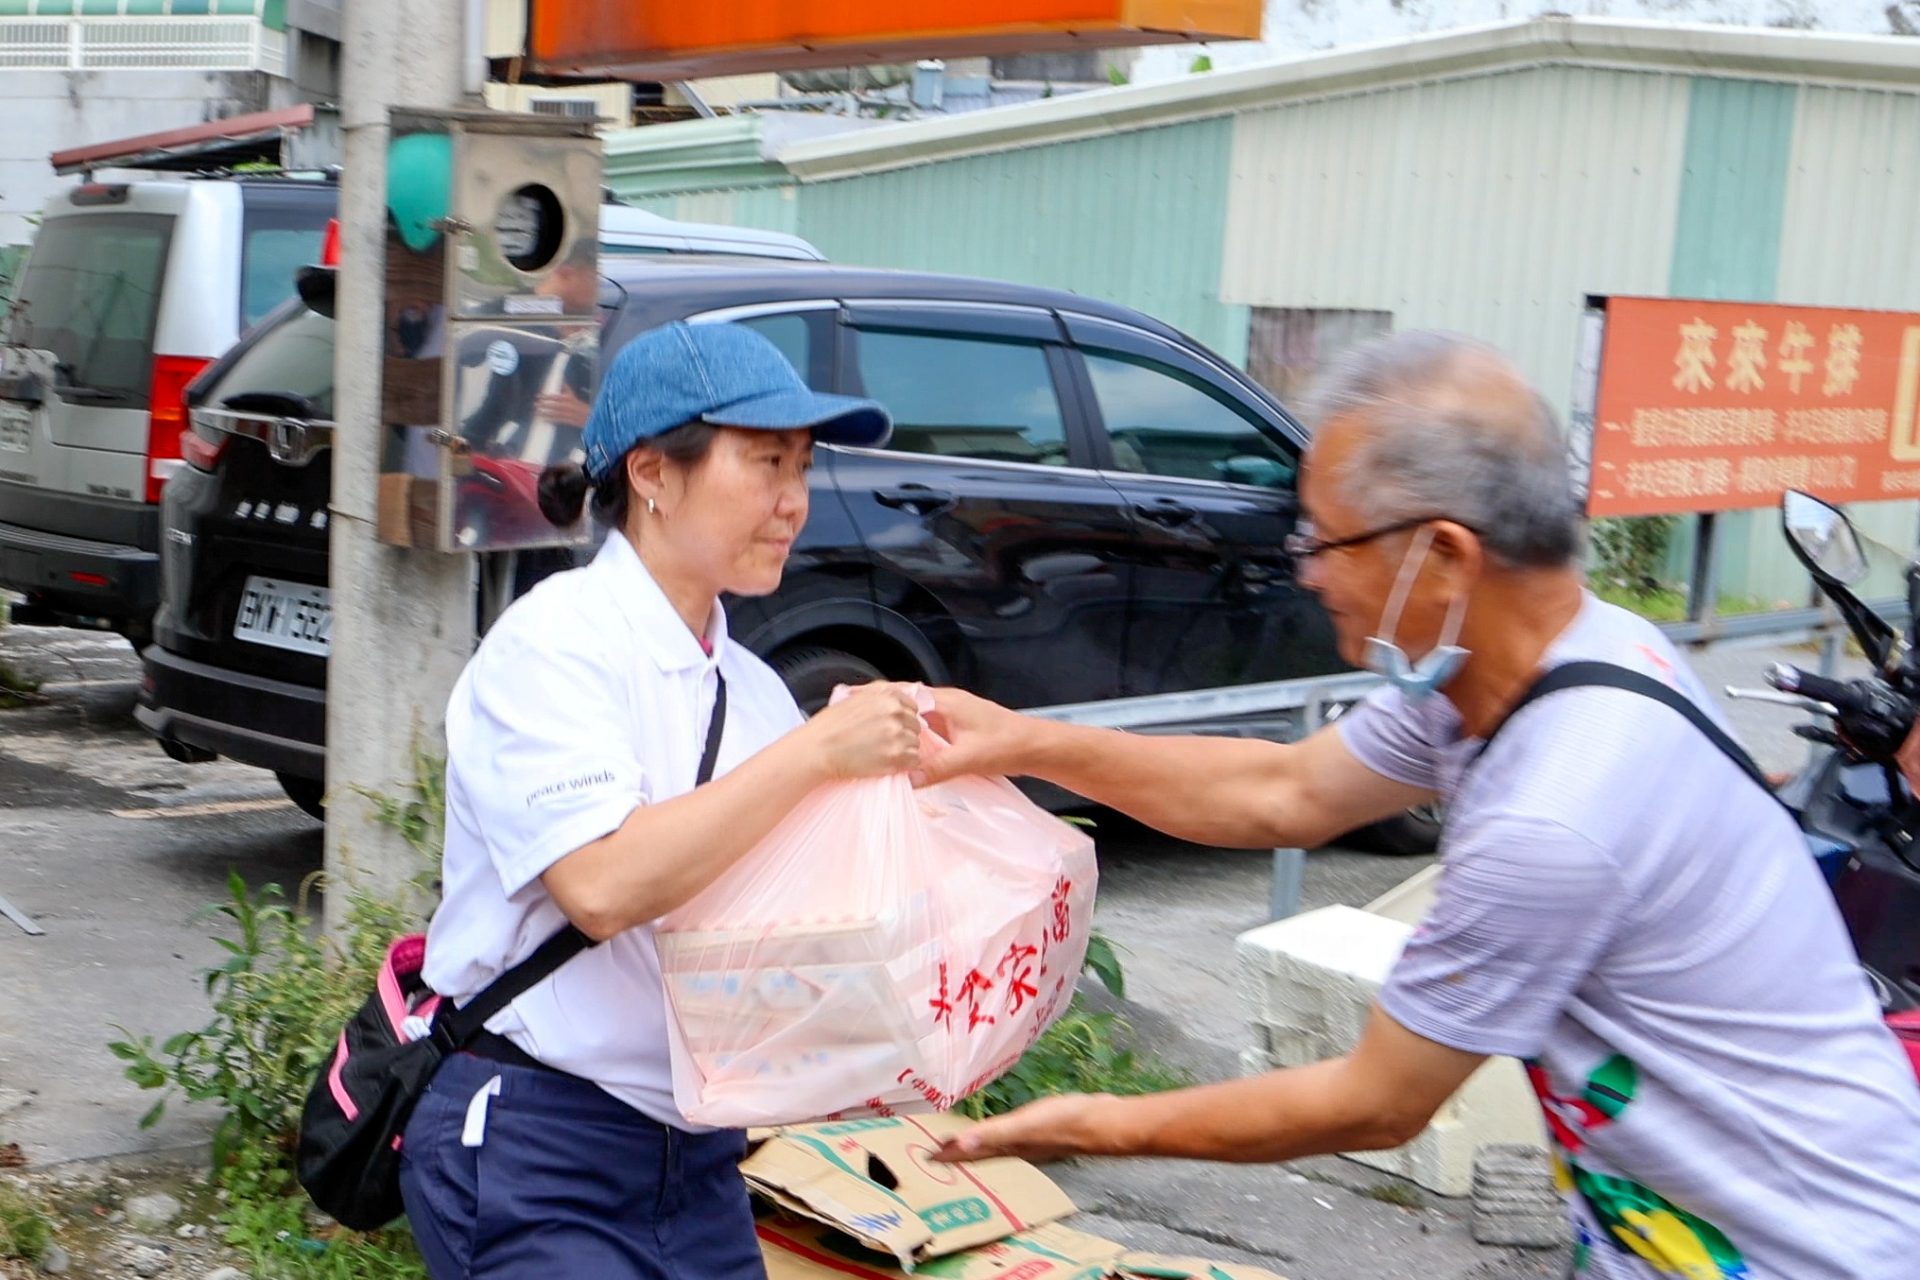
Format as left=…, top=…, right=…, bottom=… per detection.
left=1473, top=660, right=1776, bottom=798
left=438, top=674, right=728, bottom=1045
left=699, top=674, right=730, bottom=784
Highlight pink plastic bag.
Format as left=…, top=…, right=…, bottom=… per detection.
left=657, top=691, right=1097, bottom=1128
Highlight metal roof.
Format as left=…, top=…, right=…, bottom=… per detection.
left=754, top=16, right=1920, bottom=182
left=49, top=104, right=319, bottom=177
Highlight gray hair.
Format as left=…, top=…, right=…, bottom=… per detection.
left=1304, top=330, right=1581, bottom=568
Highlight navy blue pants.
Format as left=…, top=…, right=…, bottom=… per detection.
left=398, top=1051, right=766, bottom=1280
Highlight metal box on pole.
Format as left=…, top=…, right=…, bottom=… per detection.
left=375, top=109, right=603, bottom=554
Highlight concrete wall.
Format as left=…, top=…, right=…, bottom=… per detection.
left=0, top=68, right=272, bottom=246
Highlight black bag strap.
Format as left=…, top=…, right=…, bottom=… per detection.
left=1473, top=660, right=1779, bottom=801
left=437, top=674, right=728, bottom=1046
left=697, top=674, right=730, bottom=785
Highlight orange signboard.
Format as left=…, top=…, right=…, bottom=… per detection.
left=1587, top=296, right=1920, bottom=518
left=528, top=0, right=1261, bottom=79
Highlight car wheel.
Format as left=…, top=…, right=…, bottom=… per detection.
left=1336, top=801, right=1444, bottom=856
left=276, top=772, right=326, bottom=822
left=773, top=646, right=887, bottom=716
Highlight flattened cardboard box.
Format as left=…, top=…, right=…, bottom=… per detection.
left=1116, top=1254, right=1289, bottom=1280
left=742, top=1115, right=1077, bottom=1270
left=759, top=1217, right=1125, bottom=1280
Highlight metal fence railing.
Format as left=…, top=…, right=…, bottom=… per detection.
left=0, top=16, right=282, bottom=74
left=1026, top=598, right=1906, bottom=744
left=1026, top=601, right=1902, bottom=924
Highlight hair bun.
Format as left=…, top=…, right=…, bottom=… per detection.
left=538, top=461, right=592, bottom=527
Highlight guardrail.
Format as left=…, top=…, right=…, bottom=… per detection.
left=1023, top=599, right=1900, bottom=921
left=0, top=16, right=283, bottom=74
left=1659, top=597, right=1904, bottom=646
left=1027, top=670, right=1383, bottom=731
left=1026, top=600, right=1904, bottom=737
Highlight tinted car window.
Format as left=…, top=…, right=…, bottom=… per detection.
left=737, top=313, right=810, bottom=380
left=7, top=212, right=172, bottom=404
left=1084, top=350, right=1296, bottom=489
left=207, top=306, right=337, bottom=418
left=853, top=329, right=1067, bottom=465
left=241, top=223, right=327, bottom=331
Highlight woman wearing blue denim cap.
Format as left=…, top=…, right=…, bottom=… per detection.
left=398, top=322, right=923, bottom=1279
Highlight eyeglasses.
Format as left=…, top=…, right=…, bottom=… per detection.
left=1283, top=515, right=1460, bottom=560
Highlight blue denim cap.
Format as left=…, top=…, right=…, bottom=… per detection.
left=584, top=321, right=891, bottom=483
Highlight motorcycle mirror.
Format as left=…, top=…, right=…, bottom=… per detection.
left=1782, top=490, right=1870, bottom=587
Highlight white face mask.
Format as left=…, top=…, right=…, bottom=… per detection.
left=1362, top=525, right=1468, bottom=700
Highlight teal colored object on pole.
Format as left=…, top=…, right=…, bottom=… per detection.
left=387, top=132, right=454, bottom=252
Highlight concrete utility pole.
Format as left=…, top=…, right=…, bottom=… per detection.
left=325, top=0, right=481, bottom=932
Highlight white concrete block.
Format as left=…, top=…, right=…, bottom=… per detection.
left=1364, top=863, right=1442, bottom=925
left=1236, top=905, right=1546, bottom=1197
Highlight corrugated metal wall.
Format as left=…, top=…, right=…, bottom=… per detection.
left=1667, top=76, right=1920, bottom=604
left=1664, top=76, right=1800, bottom=606
left=1220, top=65, right=1688, bottom=420
left=794, top=119, right=1251, bottom=365
left=1776, top=83, right=1920, bottom=602
left=628, top=186, right=802, bottom=236
left=1669, top=77, right=1796, bottom=304
left=1779, top=84, right=1920, bottom=312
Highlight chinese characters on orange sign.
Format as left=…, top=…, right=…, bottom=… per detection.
left=1586, top=297, right=1920, bottom=517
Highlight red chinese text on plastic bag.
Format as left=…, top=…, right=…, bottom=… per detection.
left=656, top=690, right=1097, bottom=1128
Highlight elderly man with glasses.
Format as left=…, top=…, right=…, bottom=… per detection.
left=919, top=331, right=1920, bottom=1280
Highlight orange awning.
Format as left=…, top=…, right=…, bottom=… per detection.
left=528, top=0, right=1261, bottom=79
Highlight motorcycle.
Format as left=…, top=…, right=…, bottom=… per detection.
left=1725, top=491, right=1920, bottom=1069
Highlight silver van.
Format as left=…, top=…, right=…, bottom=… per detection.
left=0, top=181, right=822, bottom=644
left=0, top=176, right=335, bottom=643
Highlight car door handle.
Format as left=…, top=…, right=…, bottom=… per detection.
left=873, top=484, right=957, bottom=515
left=1137, top=498, right=1196, bottom=526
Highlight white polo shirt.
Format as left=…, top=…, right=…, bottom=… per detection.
left=422, top=532, right=805, bottom=1126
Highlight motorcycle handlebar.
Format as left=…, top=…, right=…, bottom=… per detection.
left=1767, top=664, right=1873, bottom=715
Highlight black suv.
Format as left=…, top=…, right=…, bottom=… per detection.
left=141, top=258, right=1399, bottom=836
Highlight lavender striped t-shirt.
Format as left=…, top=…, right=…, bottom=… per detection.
left=1339, top=595, right=1920, bottom=1279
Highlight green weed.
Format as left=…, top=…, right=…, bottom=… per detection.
left=0, top=1182, right=52, bottom=1264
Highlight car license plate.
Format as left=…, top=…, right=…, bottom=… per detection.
left=0, top=403, right=31, bottom=454
left=233, top=576, right=331, bottom=656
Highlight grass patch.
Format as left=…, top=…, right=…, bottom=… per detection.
left=1588, top=579, right=1775, bottom=623
left=0, top=1183, right=53, bottom=1265
left=1590, top=580, right=1687, bottom=622
left=107, top=757, right=448, bottom=1280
